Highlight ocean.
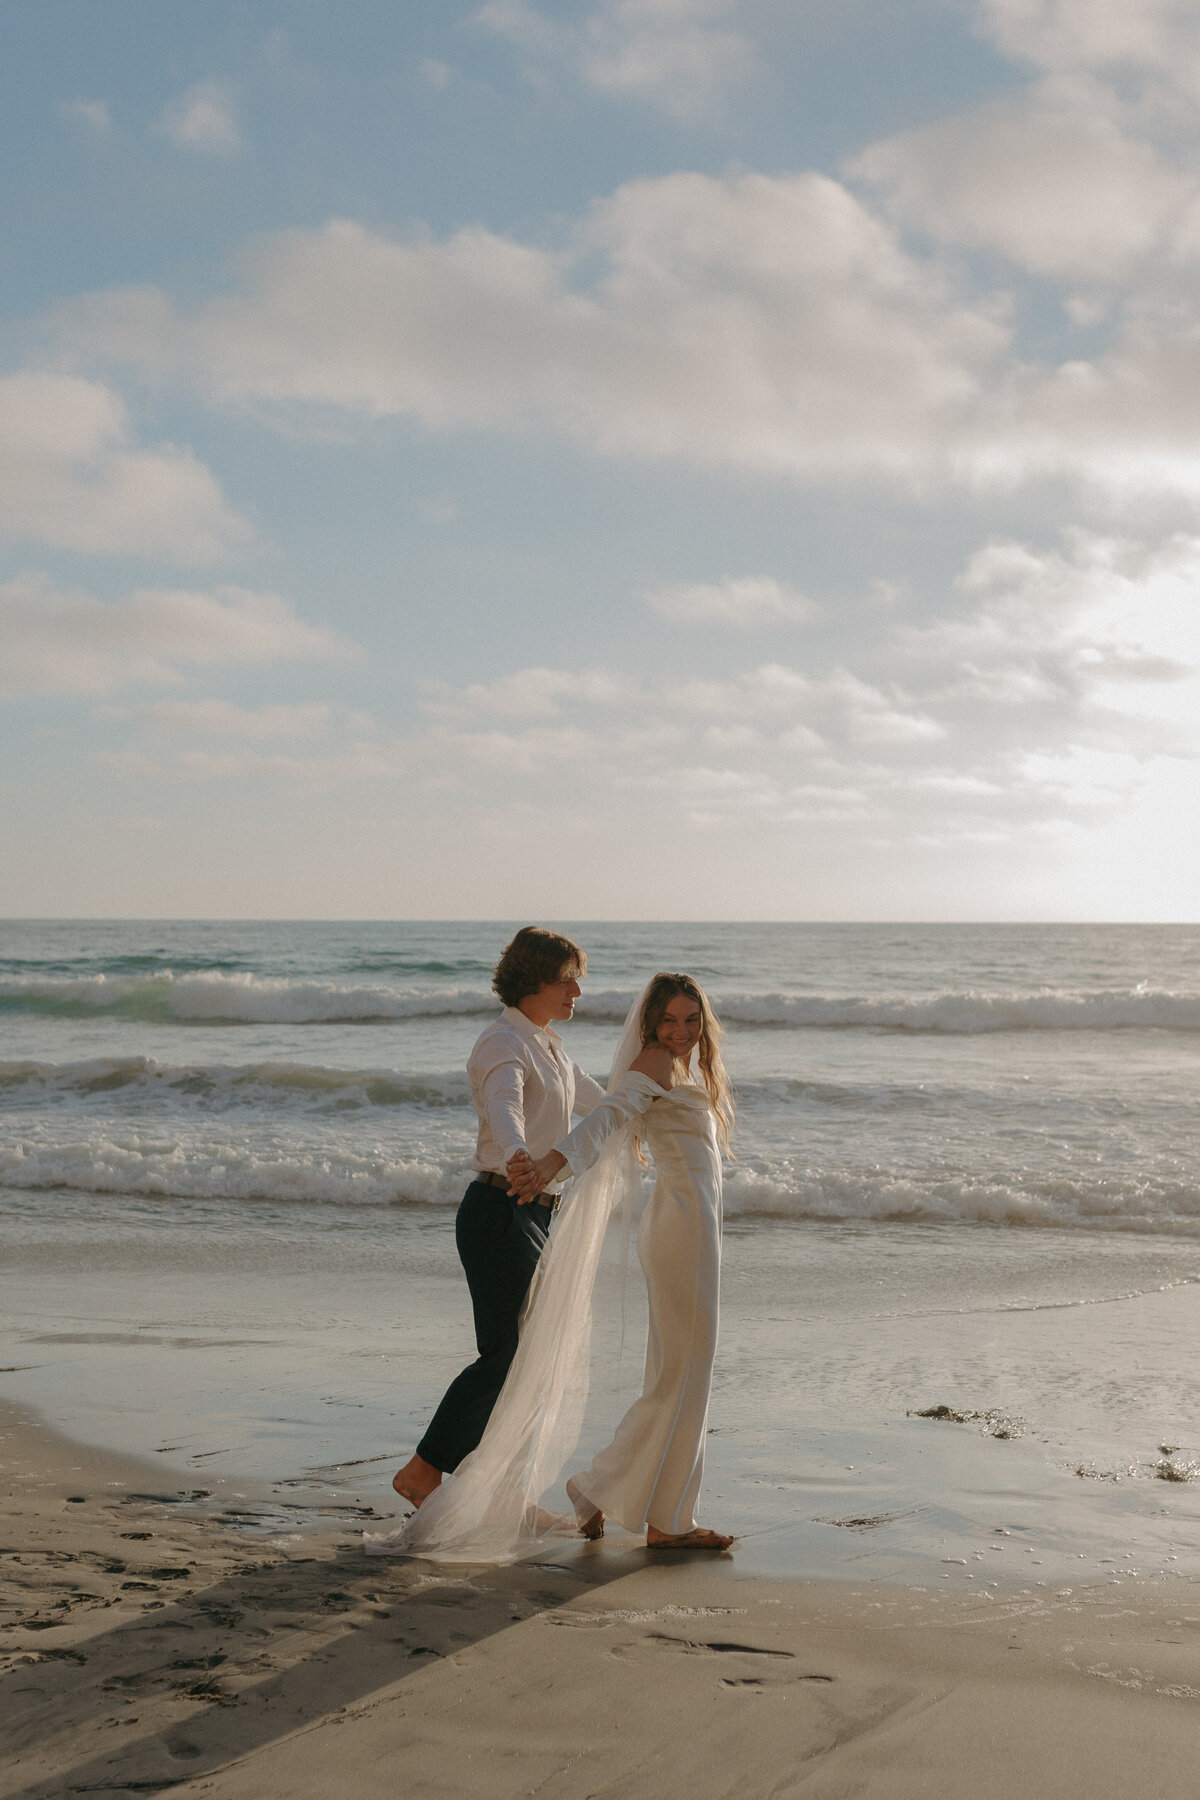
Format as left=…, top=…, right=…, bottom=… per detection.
left=4, top=919, right=1200, bottom=1582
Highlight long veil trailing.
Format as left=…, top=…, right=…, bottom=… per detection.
left=364, top=983, right=656, bottom=1563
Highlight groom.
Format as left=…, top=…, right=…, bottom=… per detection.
left=392, top=926, right=604, bottom=1509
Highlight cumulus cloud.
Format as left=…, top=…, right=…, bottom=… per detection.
left=643, top=575, right=816, bottom=624
left=0, top=371, right=249, bottom=559
left=850, top=2, right=1200, bottom=291
left=477, top=0, right=753, bottom=121
left=54, top=159, right=1200, bottom=503
left=54, top=173, right=1015, bottom=483
left=156, top=79, right=241, bottom=155
left=0, top=574, right=354, bottom=698
left=850, top=82, right=1198, bottom=283
left=976, top=0, right=1200, bottom=92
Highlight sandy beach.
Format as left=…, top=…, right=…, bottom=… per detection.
left=4, top=1398, right=1200, bottom=1800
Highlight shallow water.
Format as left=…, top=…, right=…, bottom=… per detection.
left=4, top=1188, right=1200, bottom=1585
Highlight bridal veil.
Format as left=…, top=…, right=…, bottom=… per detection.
left=364, top=983, right=655, bottom=1563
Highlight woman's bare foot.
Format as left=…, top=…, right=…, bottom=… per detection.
left=566, top=1477, right=604, bottom=1540
left=646, top=1525, right=735, bottom=1550
left=392, top=1453, right=442, bottom=1508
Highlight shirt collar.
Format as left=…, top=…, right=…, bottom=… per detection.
left=502, top=1004, right=561, bottom=1046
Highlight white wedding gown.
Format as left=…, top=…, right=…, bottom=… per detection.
left=364, top=1065, right=723, bottom=1561
left=565, top=1074, right=721, bottom=1535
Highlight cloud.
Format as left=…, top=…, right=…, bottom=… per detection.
left=59, top=99, right=111, bottom=133
left=86, top=529, right=1198, bottom=867
left=976, top=0, right=1200, bottom=93
left=96, top=698, right=343, bottom=739
left=55, top=174, right=1013, bottom=483
left=55, top=161, right=1200, bottom=503
left=905, top=531, right=1200, bottom=744
left=846, top=3, right=1200, bottom=292
left=477, top=0, right=753, bottom=121
left=156, top=79, right=241, bottom=155
left=642, top=575, right=816, bottom=625
left=850, top=81, right=1197, bottom=283
left=0, top=574, right=355, bottom=698
left=410, top=534, right=1200, bottom=837
left=0, top=372, right=249, bottom=559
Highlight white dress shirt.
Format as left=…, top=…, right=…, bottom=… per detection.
left=468, top=1006, right=605, bottom=1192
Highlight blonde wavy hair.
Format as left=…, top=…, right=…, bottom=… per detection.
left=639, top=972, right=734, bottom=1150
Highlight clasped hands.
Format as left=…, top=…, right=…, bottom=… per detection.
left=505, top=1147, right=568, bottom=1204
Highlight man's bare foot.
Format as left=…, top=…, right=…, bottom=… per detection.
left=646, top=1525, right=735, bottom=1550
left=392, top=1453, right=442, bottom=1508
left=566, top=1477, right=604, bottom=1540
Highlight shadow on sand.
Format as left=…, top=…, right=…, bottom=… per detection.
left=4, top=1535, right=645, bottom=1799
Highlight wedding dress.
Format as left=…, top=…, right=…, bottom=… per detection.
left=364, top=984, right=723, bottom=1563
left=561, top=1077, right=720, bottom=1536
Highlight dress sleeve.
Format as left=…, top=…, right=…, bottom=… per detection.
left=569, top=1063, right=607, bottom=1117
left=554, top=1072, right=663, bottom=1179
left=476, top=1053, right=528, bottom=1166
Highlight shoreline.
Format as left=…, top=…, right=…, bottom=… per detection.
left=5, top=1401, right=1200, bottom=1799
left=6, top=1200, right=1200, bottom=1593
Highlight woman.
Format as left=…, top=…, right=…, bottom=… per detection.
left=367, top=973, right=734, bottom=1561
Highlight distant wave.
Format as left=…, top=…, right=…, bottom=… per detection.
left=0, top=1057, right=951, bottom=1118
left=715, top=989, right=1200, bottom=1032
left=4, top=1131, right=1200, bottom=1234
left=0, top=972, right=503, bottom=1024
left=4, top=970, right=1200, bottom=1030
left=0, top=1057, right=472, bottom=1112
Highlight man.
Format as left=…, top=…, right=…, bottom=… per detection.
left=392, top=926, right=604, bottom=1508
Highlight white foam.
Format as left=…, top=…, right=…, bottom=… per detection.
left=722, top=1163, right=1200, bottom=1233
left=0, top=972, right=499, bottom=1024
left=714, top=989, right=1200, bottom=1032
left=3, top=1128, right=1200, bottom=1232
left=0, top=1132, right=468, bottom=1208
left=0, top=1056, right=472, bottom=1111
left=3, top=972, right=1200, bottom=1030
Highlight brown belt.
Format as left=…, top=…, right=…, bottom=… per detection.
left=474, top=1169, right=560, bottom=1211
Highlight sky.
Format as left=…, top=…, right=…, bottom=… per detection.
left=3, top=0, right=1200, bottom=921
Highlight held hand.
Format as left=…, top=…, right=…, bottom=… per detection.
left=505, top=1149, right=567, bottom=1204
left=505, top=1150, right=541, bottom=1204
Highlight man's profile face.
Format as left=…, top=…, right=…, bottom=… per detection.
left=538, top=969, right=583, bottom=1021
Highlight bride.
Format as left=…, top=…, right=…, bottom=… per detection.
left=366, top=973, right=735, bottom=1562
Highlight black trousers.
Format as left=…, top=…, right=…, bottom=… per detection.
left=416, top=1179, right=554, bottom=1474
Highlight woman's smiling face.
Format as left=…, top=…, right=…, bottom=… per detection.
left=655, top=994, right=702, bottom=1060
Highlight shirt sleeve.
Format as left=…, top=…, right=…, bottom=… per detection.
left=569, top=1063, right=607, bottom=1116
left=476, top=1053, right=529, bottom=1166
left=554, top=1072, right=663, bottom=1179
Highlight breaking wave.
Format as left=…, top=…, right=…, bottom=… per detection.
left=0, top=1057, right=471, bottom=1112
left=3, top=1129, right=1200, bottom=1234
left=3, top=971, right=1200, bottom=1031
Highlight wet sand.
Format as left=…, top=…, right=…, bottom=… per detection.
left=4, top=1399, right=1200, bottom=1800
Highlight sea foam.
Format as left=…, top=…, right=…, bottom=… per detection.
left=4, top=1129, right=1200, bottom=1234
left=0, top=1057, right=471, bottom=1112
left=3, top=971, right=1200, bottom=1031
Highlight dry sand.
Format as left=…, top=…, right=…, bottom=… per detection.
left=4, top=1398, right=1199, bottom=1800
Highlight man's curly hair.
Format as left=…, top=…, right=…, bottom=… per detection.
left=492, top=927, right=587, bottom=1008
